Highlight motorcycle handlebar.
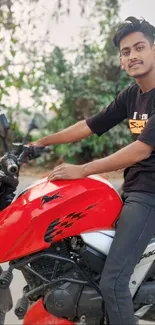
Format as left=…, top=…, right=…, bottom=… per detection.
left=1, top=143, right=51, bottom=176
left=16, top=144, right=51, bottom=163
left=19, top=145, right=50, bottom=161
left=0, top=145, right=50, bottom=177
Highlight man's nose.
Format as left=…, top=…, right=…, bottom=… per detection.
left=129, top=49, right=138, bottom=61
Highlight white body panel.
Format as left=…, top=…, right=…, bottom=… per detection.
left=81, top=230, right=155, bottom=297
left=81, top=230, right=115, bottom=255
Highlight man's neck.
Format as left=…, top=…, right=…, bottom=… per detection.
left=136, top=68, right=155, bottom=93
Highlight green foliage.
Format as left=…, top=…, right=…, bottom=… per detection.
left=0, top=0, right=133, bottom=164
left=44, top=43, right=132, bottom=162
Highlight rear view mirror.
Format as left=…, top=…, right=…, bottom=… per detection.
left=0, top=113, right=10, bottom=138
left=23, top=113, right=47, bottom=144
left=32, top=113, right=47, bottom=130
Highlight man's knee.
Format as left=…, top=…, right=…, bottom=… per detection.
left=100, top=272, right=115, bottom=298
left=100, top=272, right=127, bottom=299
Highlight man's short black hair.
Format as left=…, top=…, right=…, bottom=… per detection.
left=113, top=16, right=155, bottom=48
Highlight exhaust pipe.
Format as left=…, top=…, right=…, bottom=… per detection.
left=135, top=305, right=152, bottom=318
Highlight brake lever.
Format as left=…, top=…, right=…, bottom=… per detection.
left=17, top=145, right=46, bottom=163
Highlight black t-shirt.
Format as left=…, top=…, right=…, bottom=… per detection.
left=86, top=84, right=155, bottom=193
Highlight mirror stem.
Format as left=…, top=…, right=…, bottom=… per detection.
left=1, top=137, right=9, bottom=153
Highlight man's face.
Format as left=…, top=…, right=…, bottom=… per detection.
left=120, top=32, right=155, bottom=78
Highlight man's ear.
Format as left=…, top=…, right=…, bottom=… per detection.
left=120, top=56, right=124, bottom=70
left=153, top=44, right=155, bottom=58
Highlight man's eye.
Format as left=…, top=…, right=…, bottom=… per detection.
left=123, top=51, right=130, bottom=56
left=137, top=46, right=144, bottom=51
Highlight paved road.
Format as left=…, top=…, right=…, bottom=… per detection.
left=1, top=176, right=154, bottom=324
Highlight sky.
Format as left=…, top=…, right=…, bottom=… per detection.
left=120, top=0, right=155, bottom=24
left=40, top=0, right=155, bottom=49
left=9, top=0, right=155, bottom=64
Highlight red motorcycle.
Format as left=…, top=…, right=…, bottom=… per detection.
left=0, top=113, right=155, bottom=325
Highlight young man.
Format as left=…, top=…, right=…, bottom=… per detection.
left=32, top=17, right=155, bottom=324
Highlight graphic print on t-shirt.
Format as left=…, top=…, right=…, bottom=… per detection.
left=129, top=112, right=148, bottom=135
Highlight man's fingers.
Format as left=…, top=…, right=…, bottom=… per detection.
left=48, top=171, right=63, bottom=180
left=48, top=165, right=64, bottom=180
left=53, top=166, right=62, bottom=173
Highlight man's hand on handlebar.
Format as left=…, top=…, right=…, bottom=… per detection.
left=28, top=140, right=44, bottom=147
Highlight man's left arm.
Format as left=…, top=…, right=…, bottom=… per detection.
left=83, top=140, right=152, bottom=176
left=48, top=140, right=152, bottom=180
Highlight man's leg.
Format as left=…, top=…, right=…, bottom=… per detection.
left=100, top=191, right=155, bottom=325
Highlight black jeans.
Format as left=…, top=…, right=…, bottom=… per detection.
left=100, top=191, right=155, bottom=325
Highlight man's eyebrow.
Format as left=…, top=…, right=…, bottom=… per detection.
left=120, top=41, right=146, bottom=54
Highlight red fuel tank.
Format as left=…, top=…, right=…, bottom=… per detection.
left=0, top=175, right=122, bottom=262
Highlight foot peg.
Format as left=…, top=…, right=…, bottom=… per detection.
left=0, top=311, right=5, bottom=325
left=0, top=268, right=13, bottom=289
left=14, top=295, right=29, bottom=319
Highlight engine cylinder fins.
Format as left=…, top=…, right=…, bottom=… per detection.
left=30, top=242, right=69, bottom=280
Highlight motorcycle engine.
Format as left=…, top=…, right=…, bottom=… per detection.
left=24, top=240, right=104, bottom=324
left=44, top=276, right=103, bottom=324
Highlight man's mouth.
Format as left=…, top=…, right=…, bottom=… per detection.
left=129, top=61, right=143, bottom=68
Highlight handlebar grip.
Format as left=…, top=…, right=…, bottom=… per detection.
left=5, top=158, right=18, bottom=176
left=1, top=154, right=19, bottom=176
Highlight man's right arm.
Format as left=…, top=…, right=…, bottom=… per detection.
left=33, top=120, right=93, bottom=146
left=33, top=87, right=129, bottom=147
